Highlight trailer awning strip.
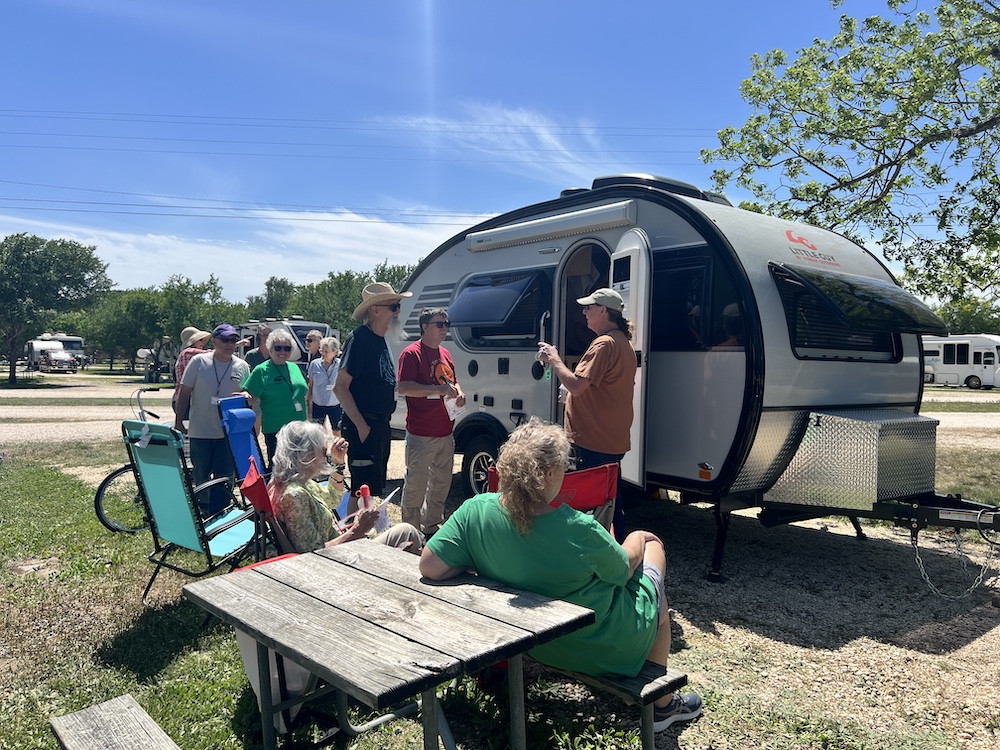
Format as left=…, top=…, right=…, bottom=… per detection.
left=769, top=263, right=947, bottom=336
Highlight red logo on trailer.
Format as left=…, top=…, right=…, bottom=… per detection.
left=785, top=230, right=817, bottom=251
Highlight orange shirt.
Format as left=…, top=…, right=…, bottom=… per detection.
left=564, top=329, right=637, bottom=454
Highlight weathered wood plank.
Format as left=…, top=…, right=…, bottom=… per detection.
left=547, top=661, right=688, bottom=706
left=316, top=542, right=595, bottom=643
left=50, top=694, right=179, bottom=750
left=255, top=551, right=535, bottom=672
left=184, top=571, right=460, bottom=707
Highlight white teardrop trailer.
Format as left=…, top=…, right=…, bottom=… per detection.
left=395, top=174, right=999, bottom=578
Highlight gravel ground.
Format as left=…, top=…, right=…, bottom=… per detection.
left=4, top=376, right=1000, bottom=749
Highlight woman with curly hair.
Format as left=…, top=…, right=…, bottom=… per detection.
left=419, top=417, right=701, bottom=732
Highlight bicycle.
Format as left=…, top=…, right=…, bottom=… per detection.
left=94, top=387, right=164, bottom=534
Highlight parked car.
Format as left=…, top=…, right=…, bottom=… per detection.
left=39, top=350, right=78, bottom=373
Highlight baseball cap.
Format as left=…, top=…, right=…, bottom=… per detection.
left=576, top=288, right=624, bottom=313
left=211, top=323, right=239, bottom=339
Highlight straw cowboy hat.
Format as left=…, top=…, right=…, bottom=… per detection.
left=352, top=282, right=412, bottom=321
left=180, top=326, right=212, bottom=349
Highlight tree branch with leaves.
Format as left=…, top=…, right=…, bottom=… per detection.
left=702, top=0, right=1000, bottom=302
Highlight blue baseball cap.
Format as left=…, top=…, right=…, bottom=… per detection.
left=211, top=324, right=239, bottom=339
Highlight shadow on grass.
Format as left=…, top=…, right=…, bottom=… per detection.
left=629, top=499, right=1000, bottom=654
left=94, top=597, right=223, bottom=682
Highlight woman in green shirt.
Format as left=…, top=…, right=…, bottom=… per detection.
left=420, top=418, right=702, bottom=732
left=242, top=329, right=308, bottom=467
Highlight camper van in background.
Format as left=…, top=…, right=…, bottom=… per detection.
left=921, top=333, right=1000, bottom=389
left=394, top=174, right=998, bottom=577
left=237, top=317, right=338, bottom=375
left=25, top=332, right=87, bottom=370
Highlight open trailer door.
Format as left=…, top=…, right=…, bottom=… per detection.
left=610, top=228, right=651, bottom=487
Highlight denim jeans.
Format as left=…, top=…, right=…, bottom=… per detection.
left=188, top=437, right=236, bottom=518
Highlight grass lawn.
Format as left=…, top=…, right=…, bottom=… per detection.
left=2, top=394, right=999, bottom=749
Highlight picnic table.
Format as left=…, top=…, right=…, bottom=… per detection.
left=183, top=539, right=596, bottom=750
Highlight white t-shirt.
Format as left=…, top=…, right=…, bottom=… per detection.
left=181, top=352, right=251, bottom=439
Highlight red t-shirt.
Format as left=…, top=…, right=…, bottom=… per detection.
left=398, top=341, right=457, bottom=438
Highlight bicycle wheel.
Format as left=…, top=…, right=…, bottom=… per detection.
left=94, top=465, right=148, bottom=534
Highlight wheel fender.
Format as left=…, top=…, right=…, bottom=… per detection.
left=454, top=413, right=509, bottom=454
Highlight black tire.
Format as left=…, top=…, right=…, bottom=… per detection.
left=461, top=435, right=500, bottom=497
left=94, top=465, right=148, bottom=534
left=967, top=375, right=982, bottom=390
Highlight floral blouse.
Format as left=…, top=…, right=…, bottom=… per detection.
left=273, top=480, right=346, bottom=553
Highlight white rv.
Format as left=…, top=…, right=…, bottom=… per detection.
left=237, top=317, right=339, bottom=375
left=397, top=174, right=997, bottom=576
left=921, top=333, right=1000, bottom=389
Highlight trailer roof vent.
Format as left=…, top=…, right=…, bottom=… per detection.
left=560, top=187, right=590, bottom=198
left=592, top=174, right=707, bottom=200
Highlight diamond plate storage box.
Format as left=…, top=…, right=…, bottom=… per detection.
left=765, top=409, right=938, bottom=511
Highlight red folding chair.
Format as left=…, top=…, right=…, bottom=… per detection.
left=486, top=462, right=618, bottom=534
left=240, top=455, right=294, bottom=558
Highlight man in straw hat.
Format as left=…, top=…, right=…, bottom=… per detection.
left=172, top=326, right=211, bottom=415
left=334, top=282, right=412, bottom=509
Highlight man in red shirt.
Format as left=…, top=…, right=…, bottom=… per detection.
left=397, top=308, right=466, bottom=536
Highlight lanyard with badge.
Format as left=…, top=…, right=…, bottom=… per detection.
left=276, top=363, right=305, bottom=412
left=210, top=357, right=233, bottom=404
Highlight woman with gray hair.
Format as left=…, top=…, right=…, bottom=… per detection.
left=306, top=336, right=342, bottom=437
left=242, top=328, right=308, bottom=467
left=270, top=421, right=423, bottom=554
left=419, top=417, right=701, bottom=731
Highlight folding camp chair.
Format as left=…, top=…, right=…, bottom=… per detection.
left=122, top=420, right=257, bottom=605
left=487, top=462, right=619, bottom=533
left=240, top=455, right=294, bottom=559
left=218, top=395, right=266, bottom=482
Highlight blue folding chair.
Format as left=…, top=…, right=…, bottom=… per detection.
left=218, top=395, right=265, bottom=482
left=122, top=420, right=257, bottom=605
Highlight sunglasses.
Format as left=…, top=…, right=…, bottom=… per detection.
left=217, top=337, right=239, bottom=343
left=305, top=338, right=317, bottom=342
left=428, top=321, right=451, bottom=329
left=272, top=345, right=293, bottom=352
left=376, top=303, right=401, bottom=312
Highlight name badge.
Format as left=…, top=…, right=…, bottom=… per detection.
left=210, top=397, right=222, bottom=405
left=294, top=402, right=304, bottom=412
left=326, top=384, right=335, bottom=391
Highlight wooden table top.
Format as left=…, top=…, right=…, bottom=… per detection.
left=183, top=540, right=595, bottom=709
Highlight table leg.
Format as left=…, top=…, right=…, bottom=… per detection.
left=508, top=654, right=526, bottom=750
left=421, top=687, right=438, bottom=750
left=256, top=641, right=277, bottom=750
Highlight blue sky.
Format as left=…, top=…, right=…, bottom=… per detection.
left=2, top=0, right=892, bottom=302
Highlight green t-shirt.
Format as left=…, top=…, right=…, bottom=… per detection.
left=427, top=493, right=658, bottom=676
left=242, top=360, right=308, bottom=434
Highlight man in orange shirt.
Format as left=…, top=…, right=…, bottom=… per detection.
left=537, top=288, right=637, bottom=541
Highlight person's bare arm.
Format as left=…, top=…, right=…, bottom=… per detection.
left=419, top=547, right=465, bottom=580
left=537, top=343, right=590, bottom=395
left=333, top=368, right=370, bottom=443
left=396, top=380, right=458, bottom=398
left=173, top=384, right=193, bottom=433
left=620, top=530, right=663, bottom=576
left=305, top=379, right=315, bottom=421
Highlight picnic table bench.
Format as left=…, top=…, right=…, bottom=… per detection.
left=50, top=694, right=179, bottom=750
left=183, top=539, right=596, bottom=750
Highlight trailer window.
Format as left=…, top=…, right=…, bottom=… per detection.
left=449, top=269, right=552, bottom=349
left=922, top=348, right=940, bottom=358
left=771, top=264, right=902, bottom=362
left=770, top=263, right=947, bottom=336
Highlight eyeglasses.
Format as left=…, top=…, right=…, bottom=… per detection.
left=429, top=321, right=451, bottom=329
left=305, top=338, right=318, bottom=342
left=376, top=303, right=401, bottom=312
left=272, top=345, right=293, bottom=352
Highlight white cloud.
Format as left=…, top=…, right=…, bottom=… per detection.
left=0, top=208, right=488, bottom=302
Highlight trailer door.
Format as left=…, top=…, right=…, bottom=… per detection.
left=610, top=229, right=650, bottom=487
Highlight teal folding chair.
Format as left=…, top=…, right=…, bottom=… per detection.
left=122, top=420, right=257, bottom=605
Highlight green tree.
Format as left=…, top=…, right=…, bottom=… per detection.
left=246, top=276, right=297, bottom=320
left=933, top=298, right=1000, bottom=334
left=88, top=289, right=163, bottom=370
left=702, top=0, right=1000, bottom=302
left=0, top=233, right=111, bottom=384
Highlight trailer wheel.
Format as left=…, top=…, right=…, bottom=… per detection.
left=967, top=375, right=982, bottom=389
left=461, top=435, right=499, bottom=497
